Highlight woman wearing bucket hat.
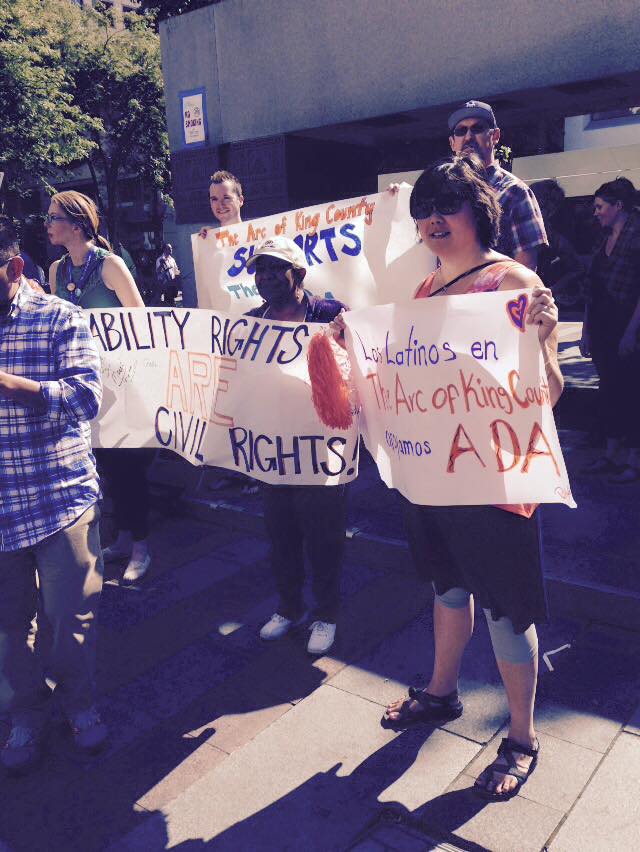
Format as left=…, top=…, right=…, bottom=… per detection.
left=245, top=236, right=349, bottom=655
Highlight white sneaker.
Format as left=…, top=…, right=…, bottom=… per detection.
left=259, top=612, right=307, bottom=641
left=307, top=621, right=336, bottom=655
left=122, top=553, right=151, bottom=583
left=102, top=542, right=131, bottom=562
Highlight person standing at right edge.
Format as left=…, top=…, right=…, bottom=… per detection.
left=580, top=177, right=640, bottom=483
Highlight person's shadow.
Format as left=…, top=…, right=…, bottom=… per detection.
left=132, top=723, right=489, bottom=851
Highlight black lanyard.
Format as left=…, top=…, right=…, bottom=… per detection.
left=430, top=261, right=497, bottom=297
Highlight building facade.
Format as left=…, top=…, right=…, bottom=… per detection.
left=158, top=0, right=640, bottom=305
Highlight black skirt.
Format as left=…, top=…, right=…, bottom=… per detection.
left=403, top=502, right=547, bottom=634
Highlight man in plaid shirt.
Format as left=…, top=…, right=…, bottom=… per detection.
left=448, top=100, right=548, bottom=270
left=0, top=216, right=107, bottom=772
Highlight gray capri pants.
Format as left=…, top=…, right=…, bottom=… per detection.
left=435, top=585, right=538, bottom=664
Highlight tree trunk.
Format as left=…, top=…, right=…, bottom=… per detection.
left=105, top=166, right=120, bottom=248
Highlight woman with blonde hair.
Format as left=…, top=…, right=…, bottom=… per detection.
left=46, top=191, right=152, bottom=582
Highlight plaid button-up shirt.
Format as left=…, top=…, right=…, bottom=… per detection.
left=486, top=164, right=548, bottom=259
left=0, top=281, right=102, bottom=552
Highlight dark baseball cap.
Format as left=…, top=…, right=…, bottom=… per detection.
left=448, top=100, right=496, bottom=132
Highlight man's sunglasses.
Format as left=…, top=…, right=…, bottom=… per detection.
left=410, top=193, right=466, bottom=219
left=451, top=122, right=492, bottom=137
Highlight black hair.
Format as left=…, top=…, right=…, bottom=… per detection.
left=409, top=154, right=501, bottom=248
left=594, top=176, right=636, bottom=212
left=0, top=215, right=20, bottom=263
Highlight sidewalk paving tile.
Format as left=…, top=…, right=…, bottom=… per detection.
left=331, top=613, right=510, bottom=745
left=535, top=698, right=626, bottom=753
left=550, top=733, right=640, bottom=852
left=136, top=739, right=228, bottom=812
left=115, top=685, right=479, bottom=851
left=376, top=728, right=480, bottom=810
left=418, top=774, right=562, bottom=852
left=463, top=728, right=602, bottom=812
left=173, top=681, right=293, bottom=755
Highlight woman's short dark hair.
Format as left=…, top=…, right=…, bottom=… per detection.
left=594, top=176, right=636, bottom=212
left=409, top=154, right=501, bottom=248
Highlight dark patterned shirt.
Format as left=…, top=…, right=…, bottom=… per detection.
left=586, top=209, right=640, bottom=310
left=486, top=164, right=548, bottom=259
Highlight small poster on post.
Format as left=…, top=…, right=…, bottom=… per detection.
left=180, top=87, right=208, bottom=147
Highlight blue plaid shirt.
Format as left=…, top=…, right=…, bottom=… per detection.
left=0, top=281, right=102, bottom=552
left=486, top=164, right=548, bottom=259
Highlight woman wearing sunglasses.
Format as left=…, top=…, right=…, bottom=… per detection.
left=328, top=154, right=562, bottom=800
left=386, top=155, right=562, bottom=799
left=46, top=192, right=153, bottom=584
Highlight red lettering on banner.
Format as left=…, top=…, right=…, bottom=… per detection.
left=447, top=424, right=486, bottom=472
left=490, top=419, right=522, bottom=473
left=521, top=422, right=560, bottom=476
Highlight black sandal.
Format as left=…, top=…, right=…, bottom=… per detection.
left=474, top=737, right=540, bottom=801
left=381, top=687, right=463, bottom=730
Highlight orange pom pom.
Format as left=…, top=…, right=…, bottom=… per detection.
left=307, top=333, right=353, bottom=429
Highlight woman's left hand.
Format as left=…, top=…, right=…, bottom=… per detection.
left=527, top=286, right=558, bottom=343
left=618, top=328, right=638, bottom=358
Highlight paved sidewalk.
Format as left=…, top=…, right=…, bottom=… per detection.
left=0, top=507, right=638, bottom=852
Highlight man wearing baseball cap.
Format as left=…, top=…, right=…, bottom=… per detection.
left=244, top=236, right=349, bottom=655
left=448, top=100, right=547, bottom=270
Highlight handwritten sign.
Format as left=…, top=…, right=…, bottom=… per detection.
left=192, top=186, right=435, bottom=312
left=89, top=307, right=359, bottom=486
left=344, top=292, right=575, bottom=507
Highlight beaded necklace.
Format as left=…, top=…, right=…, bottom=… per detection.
left=63, top=248, right=99, bottom=305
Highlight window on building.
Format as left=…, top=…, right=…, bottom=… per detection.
left=589, top=107, right=640, bottom=125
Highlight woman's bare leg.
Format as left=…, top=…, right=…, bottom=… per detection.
left=386, top=596, right=474, bottom=720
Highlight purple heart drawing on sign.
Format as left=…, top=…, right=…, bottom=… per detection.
left=507, top=293, right=528, bottom=332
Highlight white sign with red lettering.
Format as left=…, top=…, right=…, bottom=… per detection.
left=344, top=291, right=576, bottom=507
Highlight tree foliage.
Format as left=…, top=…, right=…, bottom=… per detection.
left=139, top=0, right=217, bottom=23
left=0, top=0, right=170, bottom=243
left=0, top=0, right=97, bottom=189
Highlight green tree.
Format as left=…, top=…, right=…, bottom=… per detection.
left=0, top=0, right=97, bottom=192
left=139, top=0, right=217, bottom=23
left=58, top=2, right=170, bottom=245
left=0, top=1, right=170, bottom=245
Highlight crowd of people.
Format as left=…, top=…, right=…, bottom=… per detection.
left=1, top=98, right=639, bottom=805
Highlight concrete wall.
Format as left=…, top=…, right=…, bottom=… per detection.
left=162, top=0, right=640, bottom=145
left=565, top=114, right=640, bottom=151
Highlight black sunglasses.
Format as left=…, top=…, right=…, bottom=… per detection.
left=410, top=193, right=466, bottom=219
left=452, top=122, right=492, bottom=137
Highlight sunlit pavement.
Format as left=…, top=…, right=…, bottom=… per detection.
left=0, top=496, right=638, bottom=851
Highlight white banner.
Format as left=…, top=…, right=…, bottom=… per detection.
left=192, top=186, right=435, bottom=312
left=89, top=307, right=359, bottom=486
left=344, top=291, right=576, bottom=508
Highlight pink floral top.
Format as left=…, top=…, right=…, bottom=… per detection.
left=415, top=260, right=536, bottom=519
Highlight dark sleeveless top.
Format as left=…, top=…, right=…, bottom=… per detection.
left=55, top=248, right=121, bottom=309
